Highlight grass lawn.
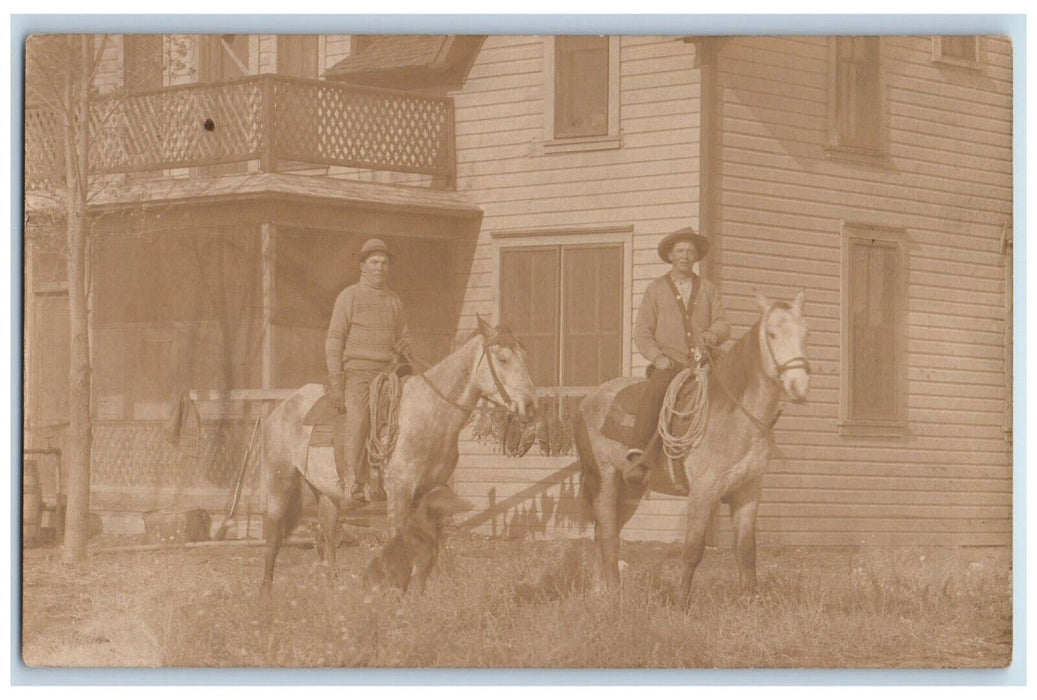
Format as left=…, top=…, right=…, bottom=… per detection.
left=21, top=528, right=1012, bottom=669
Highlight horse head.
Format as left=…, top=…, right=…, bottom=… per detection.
left=755, top=291, right=811, bottom=403
left=475, top=314, right=538, bottom=422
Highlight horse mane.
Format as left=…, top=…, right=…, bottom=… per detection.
left=709, top=319, right=763, bottom=412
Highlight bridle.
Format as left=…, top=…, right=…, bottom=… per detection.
left=706, top=306, right=810, bottom=432
left=418, top=332, right=520, bottom=416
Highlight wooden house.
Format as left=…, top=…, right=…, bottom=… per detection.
left=24, top=33, right=1013, bottom=546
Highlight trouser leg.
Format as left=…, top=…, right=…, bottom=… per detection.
left=630, top=367, right=679, bottom=451
left=343, top=371, right=374, bottom=487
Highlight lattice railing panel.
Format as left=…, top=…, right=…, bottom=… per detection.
left=273, top=79, right=453, bottom=177
left=93, top=422, right=256, bottom=489
left=25, top=76, right=455, bottom=189
left=25, top=107, right=64, bottom=190
left=91, top=81, right=263, bottom=172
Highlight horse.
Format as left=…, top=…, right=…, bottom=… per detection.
left=260, top=314, right=538, bottom=590
left=574, top=291, right=810, bottom=602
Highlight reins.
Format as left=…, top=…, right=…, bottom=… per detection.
left=702, top=308, right=812, bottom=433
left=416, top=336, right=516, bottom=416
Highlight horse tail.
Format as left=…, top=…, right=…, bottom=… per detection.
left=573, top=402, right=599, bottom=530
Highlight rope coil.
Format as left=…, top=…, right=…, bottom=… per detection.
left=658, top=365, right=710, bottom=460
left=366, top=369, right=402, bottom=472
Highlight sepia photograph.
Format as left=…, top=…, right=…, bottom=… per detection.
left=19, top=26, right=1015, bottom=672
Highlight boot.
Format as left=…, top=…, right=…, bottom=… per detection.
left=350, top=482, right=368, bottom=504
left=622, top=449, right=649, bottom=488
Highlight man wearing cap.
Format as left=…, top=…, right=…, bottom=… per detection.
left=325, top=238, right=412, bottom=503
left=624, top=226, right=731, bottom=487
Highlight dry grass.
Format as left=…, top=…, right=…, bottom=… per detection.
left=21, top=529, right=1012, bottom=669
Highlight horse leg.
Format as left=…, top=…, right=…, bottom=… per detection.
left=679, top=485, right=718, bottom=605
left=592, top=469, right=623, bottom=587
left=317, top=494, right=340, bottom=581
left=728, top=476, right=763, bottom=594
left=261, top=467, right=300, bottom=591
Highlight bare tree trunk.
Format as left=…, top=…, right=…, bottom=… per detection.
left=61, top=35, right=94, bottom=563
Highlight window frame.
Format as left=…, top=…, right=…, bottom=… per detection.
left=931, top=35, right=982, bottom=69
left=492, top=226, right=633, bottom=393
left=826, top=36, right=885, bottom=161
left=542, top=36, right=622, bottom=154
left=839, top=223, right=908, bottom=437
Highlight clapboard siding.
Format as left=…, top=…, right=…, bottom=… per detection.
left=451, top=35, right=702, bottom=538
left=710, top=35, right=1010, bottom=547
left=449, top=34, right=1011, bottom=546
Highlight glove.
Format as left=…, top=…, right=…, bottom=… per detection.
left=699, top=331, right=718, bottom=348
left=326, top=372, right=346, bottom=412
left=653, top=355, right=673, bottom=371
left=394, top=337, right=413, bottom=360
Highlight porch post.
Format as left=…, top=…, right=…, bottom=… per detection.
left=261, top=221, right=276, bottom=389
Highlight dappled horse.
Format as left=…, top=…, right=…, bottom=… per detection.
left=575, top=292, right=810, bottom=601
left=260, top=315, right=537, bottom=590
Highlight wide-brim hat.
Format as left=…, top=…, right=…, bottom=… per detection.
left=657, top=226, right=710, bottom=263
left=358, top=238, right=394, bottom=262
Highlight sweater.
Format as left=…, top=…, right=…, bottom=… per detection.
left=325, top=280, right=410, bottom=374
left=633, top=272, right=731, bottom=367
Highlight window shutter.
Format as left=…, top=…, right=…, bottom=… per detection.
left=277, top=35, right=318, bottom=79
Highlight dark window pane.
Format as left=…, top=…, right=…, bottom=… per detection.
left=124, top=35, right=163, bottom=92
left=942, top=36, right=977, bottom=61
left=562, top=245, right=622, bottom=386
left=554, top=36, right=609, bottom=138
left=850, top=240, right=898, bottom=419
left=835, top=36, right=880, bottom=151
left=501, top=247, right=559, bottom=386
left=278, top=35, right=318, bottom=79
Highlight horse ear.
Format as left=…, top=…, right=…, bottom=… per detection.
left=792, top=289, right=805, bottom=315
left=754, top=291, right=771, bottom=313
left=476, top=313, right=494, bottom=338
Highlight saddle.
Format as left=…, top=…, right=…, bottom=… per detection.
left=600, top=372, right=705, bottom=497
left=301, top=362, right=412, bottom=450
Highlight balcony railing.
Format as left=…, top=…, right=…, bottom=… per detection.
left=25, top=74, right=457, bottom=191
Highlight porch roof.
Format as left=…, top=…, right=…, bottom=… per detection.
left=83, top=172, right=483, bottom=219
left=325, top=35, right=485, bottom=89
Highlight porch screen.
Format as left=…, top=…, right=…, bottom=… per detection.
left=93, top=226, right=262, bottom=420
left=500, top=243, right=622, bottom=388
left=274, top=229, right=455, bottom=388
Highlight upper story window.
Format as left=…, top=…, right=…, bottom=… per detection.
left=932, top=35, right=981, bottom=68
left=199, top=34, right=251, bottom=82
left=840, top=224, right=907, bottom=436
left=543, top=36, right=621, bottom=152
left=123, top=35, right=163, bottom=92
left=278, top=35, right=319, bottom=79
left=827, top=36, right=883, bottom=157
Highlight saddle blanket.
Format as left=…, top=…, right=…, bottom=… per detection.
left=600, top=375, right=704, bottom=497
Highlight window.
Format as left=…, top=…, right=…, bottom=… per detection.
left=277, top=35, right=319, bottom=79
left=543, top=36, right=621, bottom=152
left=827, top=37, right=882, bottom=156
left=123, top=35, right=163, bottom=92
left=932, top=35, right=981, bottom=68
left=199, top=34, right=250, bottom=83
left=840, top=225, right=906, bottom=435
left=499, top=237, right=627, bottom=388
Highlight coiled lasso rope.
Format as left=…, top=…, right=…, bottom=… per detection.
left=658, top=364, right=711, bottom=460
left=366, top=369, right=402, bottom=472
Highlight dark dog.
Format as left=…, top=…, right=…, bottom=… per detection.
left=363, top=485, right=473, bottom=594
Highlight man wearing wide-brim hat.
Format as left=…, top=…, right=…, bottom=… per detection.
left=325, top=238, right=412, bottom=503
left=624, top=225, right=731, bottom=486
